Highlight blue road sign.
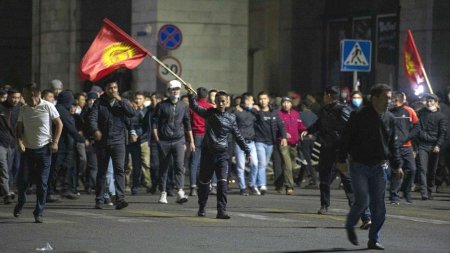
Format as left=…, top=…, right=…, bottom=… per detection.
left=341, top=39, right=372, bottom=72
left=158, top=24, right=182, bottom=50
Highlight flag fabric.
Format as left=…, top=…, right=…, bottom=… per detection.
left=80, top=18, right=152, bottom=82
left=402, top=29, right=425, bottom=85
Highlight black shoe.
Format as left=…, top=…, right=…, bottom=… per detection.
left=239, top=189, right=249, bottom=196
left=148, top=186, right=157, bottom=194
left=367, top=240, right=385, bottom=250
left=317, top=206, right=328, bottom=215
left=94, top=202, right=103, bottom=209
left=166, top=191, right=174, bottom=197
left=13, top=204, right=22, bottom=217
left=34, top=216, right=43, bottom=223
left=360, top=220, right=372, bottom=230
left=198, top=207, right=206, bottom=217
left=216, top=212, right=231, bottom=219
left=47, top=194, right=61, bottom=203
left=4, top=195, right=12, bottom=205
left=421, top=196, right=428, bottom=200
left=115, top=200, right=129, bottom=210
left=346, top=228, right=359, bottom=245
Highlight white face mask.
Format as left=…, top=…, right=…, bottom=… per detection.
left=143, top=100, right=151, bottom=107
left=170, top=94, right=180, bottom=103
left=74, top=106, right=82, bottom=115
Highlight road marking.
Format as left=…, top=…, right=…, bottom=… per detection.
left=127, top=210, right=221, bottom=223
left=232, top=212, right=306, bottom=223
left=0, top=211, right=73, bottom=224
left=330, top=208, right=450, bottom=225
left=262, top=208, right=345, bottom=222
left=48, top=210, right=154, bottom=223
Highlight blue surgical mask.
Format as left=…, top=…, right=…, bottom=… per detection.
left=352, top=98, right=362, bottom=108
left=245, top=104, right=253, bottom=110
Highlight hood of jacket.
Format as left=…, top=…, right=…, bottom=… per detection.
left=57, top=90, right=74, bottom=110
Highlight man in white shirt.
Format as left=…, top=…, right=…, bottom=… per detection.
left=14, top=83, right=63, bottom=223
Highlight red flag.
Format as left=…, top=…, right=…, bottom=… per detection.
left=80, top=18, right=152, bottom=82
left=402, top=29, right=425, bottom=86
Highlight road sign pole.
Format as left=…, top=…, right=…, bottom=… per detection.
left=353, top=71, right=358, bottom=91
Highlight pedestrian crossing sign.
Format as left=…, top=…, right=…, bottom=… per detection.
left=341, top=39, right=372, bottom=72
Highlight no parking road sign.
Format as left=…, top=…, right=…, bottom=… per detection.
left=341, top=39, right=372, bottom=72
left=158, top=24, right=182, bottom=50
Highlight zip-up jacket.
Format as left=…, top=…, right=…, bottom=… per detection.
left=389, top=104, right=419, bottom=147
left=152, top=99, right=191, bottom=142
left=189, top=94, right=250, bottom=155
left=278, top=108, right=306, bottom=145
left=89, top=94, right=136, bottom=145
left=414, top=107, right=448, bottom=151
left=248, top=106, right=287, bottom=145
left=56, top=90, right=85, bottom=144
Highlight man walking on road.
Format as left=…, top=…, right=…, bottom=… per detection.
left=339, top=83, right=403, bottom=250
left=14, top=83, right=63, bottom=223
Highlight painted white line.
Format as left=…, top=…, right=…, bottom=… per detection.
left=330, top=208, right=450, bottom=225
left=232, top=212, right=308, bottom=223
left=48, top=210, right=155, bottom=223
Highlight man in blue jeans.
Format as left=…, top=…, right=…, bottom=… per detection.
left=14, top=83, right=63, bottom=223
left=338, top=83, right=403, bottom=250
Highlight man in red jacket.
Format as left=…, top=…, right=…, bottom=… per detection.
left=278, top=97, right=306, bottom=194
left=189, top=87, right=213, bottom=196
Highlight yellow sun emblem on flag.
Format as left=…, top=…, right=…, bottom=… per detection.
left=404, top=52, right=417, bottom=75
left=102, top=42, right=136, bottom=67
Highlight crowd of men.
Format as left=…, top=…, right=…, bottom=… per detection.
left=0, top=75, right=449, bottom=249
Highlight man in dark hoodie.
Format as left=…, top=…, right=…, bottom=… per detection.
left=52, top=90, right=85, bottom=200
left=89, top=77, right=136, bottom=210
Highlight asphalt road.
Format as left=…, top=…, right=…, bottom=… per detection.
left=1, top=183, right=449, bottom=253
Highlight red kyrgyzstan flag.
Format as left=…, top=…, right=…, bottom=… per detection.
left=402, top=29, right=425, bottom=86
left=80, top=18, right=152, bottom=82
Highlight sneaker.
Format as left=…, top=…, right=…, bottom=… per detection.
left=34, top=216, right=43, bottom=223
left=10, top=192, right=15, bottom=200
left=13, top=204, right=22, bottom=217
left=259, top=186, right=267, bottom=195
left=239, top=189, right=249, bottom=196
left=216, top=212, right=231, bottom=219
left=360, top=219, right=372, bottom=230
left=158, top=191, right=168, bottom=204
left=62, top=192, right=79, bottom=200
left=176, top=189, right=188, bottom=204
left=209, top=186, right=217, bottom=195
left=317, top=206, right=328, bottom=215
left=94, top=201, right=104, bottom=209
left=47, top=194, right=61, bottom=203
left=104, top=198, right=113, bottom=206
left=286, top=188, right=294, bottom=195
left=115, top=200, right=129, bottom=210
left=189, top=188, right=198, bottom=197
left=249, top=186, right=261, bottom=195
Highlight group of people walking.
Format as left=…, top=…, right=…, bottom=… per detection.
left=0, top=74, right=449, bottom=250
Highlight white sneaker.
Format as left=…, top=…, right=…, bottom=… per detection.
left=176, top=189, right=188, bottom=204
left=260, top=186, right=267, bottom=195
left=250, top=186, right=261, bottom=195
left=158, top=191, right=168, bottom=204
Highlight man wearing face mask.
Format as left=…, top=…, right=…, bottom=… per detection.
left=414, top=93, right=448, bottom=200
left=350, top=91, right=364, bottom=111
left=152, top=80, right=195, bottom=204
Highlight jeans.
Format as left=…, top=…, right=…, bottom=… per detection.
left=158, top=139, right=186, bottom=192
left=198, top=149, right=229, bottom=213
left=85, top=143, right=97, bottom=191
left=0, top=146, right=14, bottom=196
left=8, top=147, right=20, bottom=191
left=105, top=158, right=115, bottom=198
left=126, top=142, right=142, bottom=194
left=96, top=144, right=126, bottom=203
left=346, top=161, right=387, bottom=242
left=17, top=145, right=52, bottom=217
left=235, top=141, right=257, bottom=190
left=189, top=135, right=204, bottom=189
left=255, top=142, right=273, bottom=187
left=416, top=148, right=439, bottom=198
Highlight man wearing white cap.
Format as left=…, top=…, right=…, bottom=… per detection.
left=152, top=80, right=195, bottom=204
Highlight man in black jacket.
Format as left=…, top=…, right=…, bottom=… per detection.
left=0, top=96, right=17, bottom=204
left=339, top=83, right=403, bottom=250
left=89, top=78, right=136, bottom=210
left=414, top=93, right=448, bottom=200
left=186, top=83, right=250, bottom=219
left=152, top=80, right=194, bottom=204
left=301, top=86, right=354, bottom=215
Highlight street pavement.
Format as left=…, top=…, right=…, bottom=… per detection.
left=0, top=183, right=449, bottom=253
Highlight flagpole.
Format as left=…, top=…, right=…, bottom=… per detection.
left=421, top=66, right=433, bottom=94
left=149, top=55, right=197, bottom=95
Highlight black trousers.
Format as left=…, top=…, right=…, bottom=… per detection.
left=95, top=143, right=126, bottom=203
left=416, top=148, right=439, bottom=197
left=198, top=148, right=229, bottom=213
left=318, top=146, right=353, bottom=208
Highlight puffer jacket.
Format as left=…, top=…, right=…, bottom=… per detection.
left=189, top=94, right=250, bottom=155
left=414, top=107, right=448, bottom=151
left=88, top=94, right=136, bottom=145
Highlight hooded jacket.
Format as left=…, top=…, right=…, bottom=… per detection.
left=56, top=90, right=85, bottom=144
